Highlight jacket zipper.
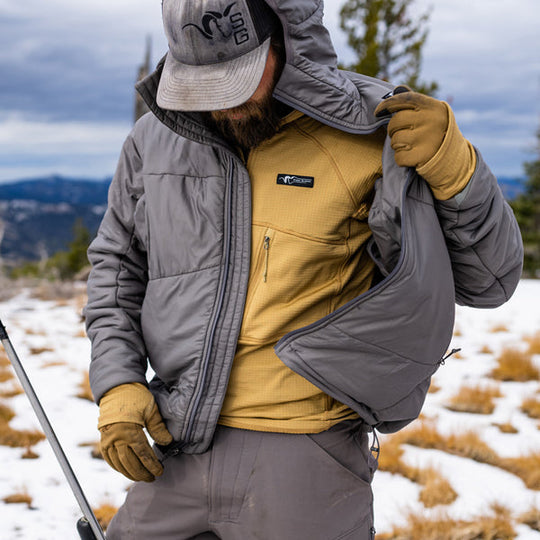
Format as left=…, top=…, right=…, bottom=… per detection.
left=183, top=156, right=235, bottom=444
left=263, top=236, right=270, bottom=282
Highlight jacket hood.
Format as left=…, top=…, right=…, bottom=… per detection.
left=137, top=0, right=393, bottom=136
left=267, top=0, right=392, bottom=133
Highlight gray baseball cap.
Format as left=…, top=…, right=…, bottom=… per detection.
left=157, top=0, right=280, bottom=112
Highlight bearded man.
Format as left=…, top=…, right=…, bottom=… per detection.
left=84, top=1, right=523, bottom=538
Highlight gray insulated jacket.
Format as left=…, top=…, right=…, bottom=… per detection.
left=85, top=0, right=523, bottom=454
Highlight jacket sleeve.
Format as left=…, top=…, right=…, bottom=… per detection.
left=434, top=149, right=523, bottom=308
left=84, top=132, right=149, bottom=403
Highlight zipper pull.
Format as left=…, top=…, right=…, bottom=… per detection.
left=439, top=348, right=461, bottom=366
left=263, top=236, right=270, bottom=282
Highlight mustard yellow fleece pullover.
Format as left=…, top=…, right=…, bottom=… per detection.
left=218, top=111, right=383, bottom=433
left=218, top=109, right=475, bottom=434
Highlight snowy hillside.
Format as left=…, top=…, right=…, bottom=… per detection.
left=0, top=280, right=539, bottom=539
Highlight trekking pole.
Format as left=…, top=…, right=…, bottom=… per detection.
left=0, top=318, right=106, bottom=540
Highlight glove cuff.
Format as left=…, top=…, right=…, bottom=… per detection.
left=97, top=382, right=150, bottom=429
left=417, top=102, right=477, bottom=201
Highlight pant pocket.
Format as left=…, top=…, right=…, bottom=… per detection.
left=306, top=419, right=374, bottom=486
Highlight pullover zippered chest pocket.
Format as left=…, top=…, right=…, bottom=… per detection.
left=263, top=235, right=271, bottom=283
left=238, top=225, right=345, bottom=344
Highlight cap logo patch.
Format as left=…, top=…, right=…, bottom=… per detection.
left=182, top=3, right=249, bottom=45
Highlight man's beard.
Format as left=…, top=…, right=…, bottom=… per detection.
left=204, top=94, right=283, bottom=151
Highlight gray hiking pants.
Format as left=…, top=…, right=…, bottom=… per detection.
left=106, top=419, right=377, bottom=540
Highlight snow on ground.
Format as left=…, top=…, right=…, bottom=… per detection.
left=373, top=279, right=540, bottom=538
left=0, top=285, right=130, bottom=540
left=0, top=280, right=539, bottom=539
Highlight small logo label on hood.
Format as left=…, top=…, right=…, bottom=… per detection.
left=277, top=174, right=315, bottom=188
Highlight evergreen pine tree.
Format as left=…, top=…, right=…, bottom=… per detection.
left=14, top=218, right=93, bottom=280
left=339, top=0, right=438, bottom=95
left=511, top=127, right=540, bottom=277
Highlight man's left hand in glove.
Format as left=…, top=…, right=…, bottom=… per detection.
left=375, top=86, right=476, bottom=200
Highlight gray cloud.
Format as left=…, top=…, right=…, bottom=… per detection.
left=0, top=0, right=538, bottom=181
left=0, top=7, right=153, bottom=123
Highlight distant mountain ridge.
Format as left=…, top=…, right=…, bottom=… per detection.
left=0, top=175, right=111, bottom=205
left=0, top=175, right=112, bottom=262
left=0, top=173, right=525, bottom=263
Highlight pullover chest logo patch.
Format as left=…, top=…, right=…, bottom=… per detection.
left=277, top=174, right=315, bottom=188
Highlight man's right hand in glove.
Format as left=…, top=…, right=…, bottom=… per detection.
left=98, top=383, right=173, bottom=482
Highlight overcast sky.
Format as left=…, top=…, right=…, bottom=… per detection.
left=0, top=0, right=538, bottom=182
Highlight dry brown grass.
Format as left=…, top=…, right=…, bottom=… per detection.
left=41, top=360, right=68, bottom=368
left=377, top=503, right=516, bottom=540
left=490, top=323, right=510, bottom=333
left=0, top=402, right=15, bottom=423
left=398, top=421, right=446, bottom=450
left=21, top=446, right=40, bottom=459
left=0, top=384, right=24, bottom=398
left=398, top=420, right=540, bottom=489
left=0, top=351, right=10, bottom=367
left=0, top=368, right=14, bottom=383
left=526, top=332, right=540, bottom=355
left=520, top=506, right=540, bottom=532
left=428, top=381, right=441, bottom=393
left=378, top=435, right=405, bottom=474
left=22, top=328, right=46, bottom=336
left=3, top=489, right=33, bottom=508
left=379, top=435, right=457, bottom=507
left=77, top=372, right=94, bottom=401
left=0, top=348, right=13, bottom=381
left=0, top=403, right=45, bottom=449
left=445, top=431, right=499, bottom=463
left=79, top=440, right=103, bottom=460
left=74, top=329, right=87, bottom=338
left=0, top=276, right=22, bottom=301
left=417, top=467, right=458, bottom=508
left=521, top=396, right=540, bottom=419
left=492, top=422, right=519, bottom=434
left=93, top=502, right=118, bottom=530
left=479, top=345, right=494, bottom=355
left=446, top=384, right=502, bottom=415
left=29, top=346, right=54, bottom=355
left=30, top=280, right=80, bottom=301
left=0, top=421, right=46, bottom=448
left=453, top=327, right=462, bottom=337
left=498, top=453, right=540, bottom=490
left=490, top=348, right=539, bottom=382
left=75, top=292, right=88, bottom=313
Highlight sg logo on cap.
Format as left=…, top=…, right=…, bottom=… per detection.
left=182, top=2, right=249, bottom=45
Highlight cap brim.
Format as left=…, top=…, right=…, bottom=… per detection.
left=157, top=38, right=271, bottom=112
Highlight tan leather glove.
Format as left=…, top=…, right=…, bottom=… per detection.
left=98, top=383, right=173, bottom=482
left=375, top=86, right=476, bottom=200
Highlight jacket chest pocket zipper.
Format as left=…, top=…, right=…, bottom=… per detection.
left=263, top=235, right=271, bottom=282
